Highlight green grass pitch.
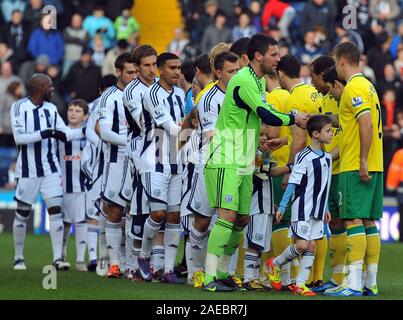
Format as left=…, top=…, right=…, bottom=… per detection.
left=0, top=232, right=402, bottom=300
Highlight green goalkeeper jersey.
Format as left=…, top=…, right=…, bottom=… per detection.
left=205, top=65, right=294, bottom=175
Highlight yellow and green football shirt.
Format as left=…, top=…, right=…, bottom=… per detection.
left=266, top=87, right=291, bottom=167
left=321, top=92, right=340, bottom=174
left=339, top=73, right=383, bottom=173
left=195, top=81, right=216, bottom=105
left=285, top=82, right=322, bottom=148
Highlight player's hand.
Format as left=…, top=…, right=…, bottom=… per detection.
left=324, top=211, right=332, bottom=223
left=275, top=210, right=283, bottom=223
left=51, top=130, right=67, bottom=142
left=266, top=137, right=287, bottom=151
left=359, top=160, right=372, bottom=183
left=294, top=112, right=308, bottom=129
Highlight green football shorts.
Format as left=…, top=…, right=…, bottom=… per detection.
left=339, top=171, right=383, bottom=220
left=204, top=167, right=252, bottom=215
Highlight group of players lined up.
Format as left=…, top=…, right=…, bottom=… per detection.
left=10, top=33, right=383, bottom=297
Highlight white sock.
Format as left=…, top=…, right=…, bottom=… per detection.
left=331, top=264, right=346, bottom=285
left=164, top=223, right=181, bottom=274
left=229, top=248, right=238, bottom=275
left=49, top=213, right=64, bottom=262
left=185, top=237, right=194, bottom=280
left=120, top=230, right=126, bottom=270
left=13, top=212, right=28, bottom=260
left=205, top=252, right=219, bottom=280
left=105, top=221, right=122, bottom=266
left=98, top=212, right=108, bottom=259
left=151, top=245, right=165, bottom=273
left=189, top=227, right=208, bottom=271
left=140, top=217, right=162, bottom=258
left=125, top=236, right=135, bottom=271
left=244, top=251, right=258, bottom=282
left=62, top=223, right=70, bottom=259
left=132, top=246, right=141, bottom=271
left=281, top=262, right=292, bottom=285
left=365, top=263, right=378, bottom=289
left=274, top=244, right=300, bottom=267
left=296, top=251, right=314, bottom=287
left=87, top=224, right=98, bottom=261
left=255, top=253, right=261, bottom=279
left=218, top=255, right=231, bottom=276
left=346, top=260, right=364, bottom=291
left=75, top=223, right=87, bottom=262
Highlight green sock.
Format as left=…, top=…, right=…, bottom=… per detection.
left=224, top=225, right=244, bottom=256
left=204, top=219, right=233, bottom=285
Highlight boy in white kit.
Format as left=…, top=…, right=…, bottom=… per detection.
left=267, top=115, right=333, bottom=296
left=59, top=99, right=89, bottom=271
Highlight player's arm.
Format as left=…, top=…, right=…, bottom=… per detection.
left=270, top=163, right=293, bottom=177
left=11, top=102, right=48, bottom=144
left=98, top=98, right=127, bottom=146
left=197, top=96, right=218, bottom=142
left=85, top=113, right=100, bottom=145
left=124, top=93, right=143, bottom=129
left=358, top=112, right=373, bottom=182
left=54, top=111, right=84, bottom=141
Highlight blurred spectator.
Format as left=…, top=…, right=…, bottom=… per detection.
left=83, top=4, right=115, bottom=50
left=46, top=64, right=66, bottom=117
left=2, top=161, right=17, bottom=189
left=192, top=0, right=219, bottom=44
left=62, top=13, right=90, bottom=77
left=23, top=0, right=44, bottom=32
left=394, top=47, right=403, bottom=80
left=295, top=30, right=325, bottom=65
left=232, top=10, right=257, bottom=42
left=1, top=0, right=26, bottom=22
left=370, top=0, right=401, bottom=35
left=226, top=0, right=243, bottom=28
left=18, top=53, right=49, bottom=85
left=27, top=13, right=64, bottom=66
left=261, top=0, right=296, bottom=38
left=313, top=25, right=331, bottom=54
left=0, top=9, right=29, bottom=69
left=301, top=0, right=336, bottom=43
left=106, top=0, right=134, bottom=21
left=359, top=54, right=377, bottom=83
left=192, top=76, right=202, bottom=100
left=91, top=33, right=107, bottom=67
left=63, top=48, right=102, bottom=103
left=346, top=0, right=373, bottom=48
left=249, top=0, right=262, bottom=33
left=102, top=39, right=130, bottom=76
left=335, top=21, right=364, bottom=52
left=390, top=20, right=403, bottom=59
left=0, top=42, right=17, bottom=71
left=0, top=81, right=22, bottom=147
left=0, top=60, right=25, bottom=98
left=377, top=63, right=402, bottom=104
left=114, top=6, right=140, bottom=41
left=179, top=60, right=195, bottom=116
left=269, top=25, right=292, bottom=49
left=201, top=9, right=231, bottom=54
left=367, top=30, right=394, bottom=81
left=300, top=64, right=312, bottom=84
left=167, top=28, right=190, bottom=59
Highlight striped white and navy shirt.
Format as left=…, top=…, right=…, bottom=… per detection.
left=196, top=83, right=225, bottom=166
left=81, top=97, right=104, bottom=184
left=140, top=82, right=185, bottom=174
left=123, top=78, right=157, bottom=161
left=98, top=86, right=128, bottom=163
left=11, top=98, right=83, bottom=178
left=289, top=147, right=332, bottom=222
left=59, top=137, right=86, bottom=193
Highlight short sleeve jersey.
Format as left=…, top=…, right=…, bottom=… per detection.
left=339, top=73, right=383, bottom=172
left=205, top=65, right=293, bottom=175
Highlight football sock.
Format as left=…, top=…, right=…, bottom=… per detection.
left=346, top=224, right=366, bottom=291
left=189, top=226, right=208, bottom=270
left=364, top=225, right=381, bottom=289
left=62, top=223, right=70, bottom=259
left=229, top=248, right=238, bottom=275
left=274, top=244, right=300, bottom=267
left=125, top=236, right=135, bottom=271
left=329, top=228, right=347, bottom=285
left=313, top=236, right=327, bottom=283
left=13, top=212, right=28, bottom=260
left=75, top=222, right=87, bottom=262
left=244, top=251, right=259, bottom=282
left=296, top=251, right=315, bottom=287
left=140, top=216, right=162, bottom=258
left=151, top=245, right=165, bottom=272
left=105, top=221, right=122, bottom=266
left=49, top=213, right=64, bottom=262
left=120, top=229, right=126, bottom=269
left=164, top=223, right=181, bottom=274
left=98, top=212, right=108, bottom=259
left=87, top=224, right=98, bottom=262
left=217, top=255, right=231, bottom=280
left=185, top=237, right=194, bottom=280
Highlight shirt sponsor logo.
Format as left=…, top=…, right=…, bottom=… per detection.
left=64, top=155, right=81, bottom=161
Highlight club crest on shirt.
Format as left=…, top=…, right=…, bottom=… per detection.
left=352, top=96, right=363, bottom=108
left=225, top=194, right=233, bottom=202
left=194, top=201, right=201, bottom=210
left=153, top=189, right=161, bottom=197
left=133, top=225, right=142, bottom=235
left=255, top=233, right=263, bottom=241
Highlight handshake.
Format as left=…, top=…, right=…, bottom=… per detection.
left=40, top=129, right=67, bottom=142
left=293, top=112, right=309, bottom=129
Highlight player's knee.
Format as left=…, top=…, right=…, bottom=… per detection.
left=329, top=218, right=345, bottom=230
left=16, top=202, right=31, bottom=217
left=295, top=241, right=309, bottom=253
left=235, top=215, right=249, bottom=228
left=45, top=196, right=62, bottom=212
left=165, top=212, right=180, bottom=224
left=363, top=219, right=376, bottom=228
left=150, top=210, right=165, bottom=222
left=194, top=215, right=210, bottom=233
